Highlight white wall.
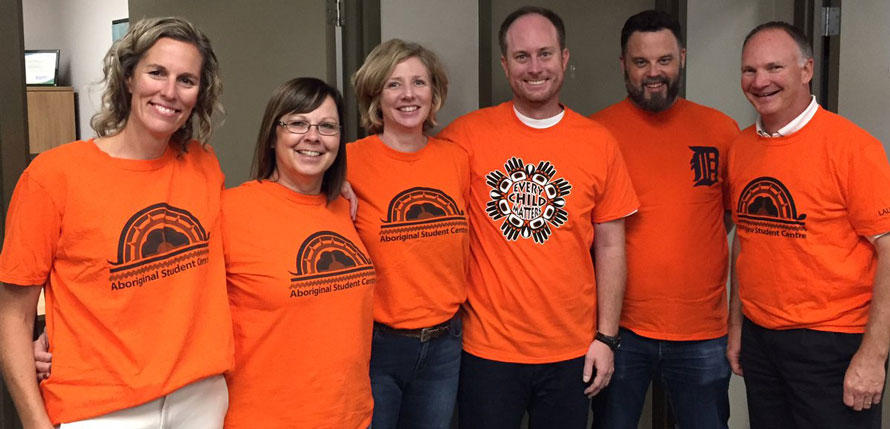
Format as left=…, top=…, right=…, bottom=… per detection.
left=838, top=0, right=890, bottom=150
left=22, top=0, right=128, bottom=140
left=686, top=0, right=793, bottom=129
left=380, top=0, right=478, bottom=131
left=21, top=0, right=66, bottom=81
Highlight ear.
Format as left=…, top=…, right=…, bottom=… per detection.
left=679, top=48, right=687, bottom=68
left=500, top=55, right=509, bottom=78
left=801, top=57, right=814, bottom=85
left=619, top=54, right=626, bottom=74
left=561, top=48, right=570, bottom=71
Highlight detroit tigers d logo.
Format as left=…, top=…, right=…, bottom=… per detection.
left=485, top=157, right=571, bottom=244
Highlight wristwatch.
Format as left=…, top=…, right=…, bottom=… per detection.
left=595, top=331, right=621, bottom=352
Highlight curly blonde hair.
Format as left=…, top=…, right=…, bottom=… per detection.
left=90, top=17, right=223, bottom=153
left=352, top=39, right=448, bottom=135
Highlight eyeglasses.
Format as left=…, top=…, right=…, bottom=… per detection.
left=278, top=120, right=341, bottom=136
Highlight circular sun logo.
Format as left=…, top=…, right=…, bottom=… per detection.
left=485, top=157, right=572, bottom=244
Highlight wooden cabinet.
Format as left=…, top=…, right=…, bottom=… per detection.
left=26, top=86, right=76, bottom=154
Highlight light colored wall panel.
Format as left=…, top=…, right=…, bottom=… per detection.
left=686, top=0, right=792, bottom=129
left=838, top=0, right=890, bottom=151
left=380, top=0, right=478, bottom=132
left=61, top=0, right=128, bottom=142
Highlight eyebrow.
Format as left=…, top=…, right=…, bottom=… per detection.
left=144, top=63, right=199, bottom=78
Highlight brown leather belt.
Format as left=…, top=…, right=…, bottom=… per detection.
left=373, top=319, right=451, bottom=342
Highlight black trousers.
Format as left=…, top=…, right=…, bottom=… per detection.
left=458, top=351, right=590, bottom=429
left=741, top=317, right=883, bottom=429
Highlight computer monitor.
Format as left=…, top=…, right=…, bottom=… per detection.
left=25, top=49, right=60, bottom=86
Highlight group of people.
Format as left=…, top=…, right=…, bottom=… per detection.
left=0, top=5, right=887, bottom=429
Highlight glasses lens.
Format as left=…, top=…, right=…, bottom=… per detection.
left=318, top=123, right=340, bottom=136
left=285, top=121, right=309, bottom=134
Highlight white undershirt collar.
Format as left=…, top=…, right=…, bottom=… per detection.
left=756, top=95, right=818, bottom=138
left=513, top=105, right=565, bottom=129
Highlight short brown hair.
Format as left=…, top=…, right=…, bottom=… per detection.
left=91, top=16, right=223, bottom=154
left=498, top=6, right=566, bottom=56
left=352, top=39, right=448, bottom=135
left=251, top=77, right=346, bottom=203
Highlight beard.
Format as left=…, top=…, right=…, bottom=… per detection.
left=625, top=68, right=683, bottom=113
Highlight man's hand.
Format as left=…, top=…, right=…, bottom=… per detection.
left=582, top=339, right=614, bottom=398
left=843, top=234, right=890, bottom=411
left=727, top=230, right=743, bottom=376
left=726, top=322, right=743, bottom=376
left=33, top=331, right=51, bottom=381
left=843, top=349, right=885, bottom=411
left=341, top=181, right=358, bottom=221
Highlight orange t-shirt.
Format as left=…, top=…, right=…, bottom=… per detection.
left=222, top=180, right=375, bottom=429
left=592, top=98, right=739, bottom=341
left=729, top=107, right=890, bottom=332
left=438, top=102, right=639, bottom=363
left=347, top=135, right=469, bottom=329
left=0, top=140, right=234, bottom=424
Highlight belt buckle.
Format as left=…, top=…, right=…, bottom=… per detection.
left=420, top=327, right=433, bottom=342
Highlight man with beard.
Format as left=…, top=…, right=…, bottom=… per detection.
left=589, top=10, right=739, bottom=429
left=438, top=6, right=639, bottom=428
left=727, top=22, right=890, bottom=428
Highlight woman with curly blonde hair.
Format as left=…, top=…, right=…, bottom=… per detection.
left=0, top=16, right=233, bottom=427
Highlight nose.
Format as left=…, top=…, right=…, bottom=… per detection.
left=750, top=70, right=770, bottom=89
left=303, top=124, right=322, bottom=140
left=400, top=83, right=415, bottom=99
left=160, top=77, right=177, bottom=99
left=528, top=56, right=543, bottom=74
left=644, top=63, right=661, bottom=78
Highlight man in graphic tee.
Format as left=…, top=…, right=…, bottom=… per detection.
left=589, top=10, right=739, bottom=429
left=727, top=21, right=890, bottom=428
left=438, top=6, right=639, bottom=428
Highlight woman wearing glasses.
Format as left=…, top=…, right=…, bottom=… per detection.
left=349, top=39, right=468, bottom=428
left=221, top=77, right=375, bottom=428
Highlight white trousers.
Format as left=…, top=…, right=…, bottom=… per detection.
left=58, top=375, right=228, bottom=429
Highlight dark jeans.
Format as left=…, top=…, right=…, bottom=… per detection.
left=369, top=316, right=462, bottom=429
left=590, top=327, right=730, bottom=429
left=741, top=317, right=883, bottom=429
left=458, top=351, right=590, bottom=429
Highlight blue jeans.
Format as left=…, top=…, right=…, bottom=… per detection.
left=459, top=352, right=590, bottom=429
left=591, top=327, right=731, bottom=429
left=369, top=316, right=461, bottom=429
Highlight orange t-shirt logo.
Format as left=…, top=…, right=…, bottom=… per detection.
left=289, top=231, right=375, bottom=298
left=485, top=156, right=572, bottom=244
left=108, top=202, right=211, bottom=290
left=689, top=146, right=720, bottom=187
left=378, top=186, right=469, bottom=243
left=736, top=176, right=808, bottom=239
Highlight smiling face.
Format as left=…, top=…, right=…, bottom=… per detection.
left=273, top=96, right=340, bottom=195
left=741, top=28, right=814, bottom=132
left=501, top=13, right=569, bottom=118
left=379, top=56, right=432, bottom=134
left=622, top=29, right=685, bottom=112
left=126, top=37, right=202, bottom=141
